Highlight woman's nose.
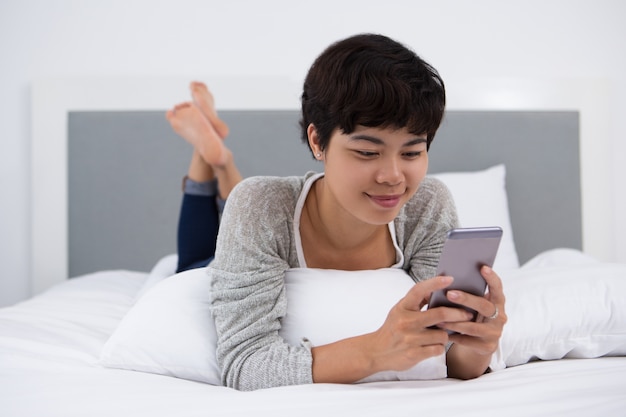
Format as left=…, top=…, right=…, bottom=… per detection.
left=375, top=158, right=403, bottom=185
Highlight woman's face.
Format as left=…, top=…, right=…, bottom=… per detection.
left=316, top=125, right=429, bottom=226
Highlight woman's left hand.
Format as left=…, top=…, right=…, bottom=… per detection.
left=442, top=266, right=507, bottom=378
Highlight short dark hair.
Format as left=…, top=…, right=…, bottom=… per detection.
left=300, top=33, right=446, bottom=156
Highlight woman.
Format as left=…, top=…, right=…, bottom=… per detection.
left=169, top=33, right=506, bottom=391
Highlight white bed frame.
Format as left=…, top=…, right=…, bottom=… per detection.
left=31, top=76, right=611, bottom=295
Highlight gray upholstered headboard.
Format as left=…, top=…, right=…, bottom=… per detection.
left=68, top=110, right=580, bottom=277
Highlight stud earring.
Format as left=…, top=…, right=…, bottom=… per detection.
left=316, top=152, right=322, bottom=158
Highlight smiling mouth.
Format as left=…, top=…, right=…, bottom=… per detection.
left=367, top=193, right=403, bottom=208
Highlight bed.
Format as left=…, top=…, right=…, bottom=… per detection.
left=1, top=77, right=624, bottom=416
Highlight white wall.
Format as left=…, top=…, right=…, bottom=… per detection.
left=1, top=0, right=625, bottom=307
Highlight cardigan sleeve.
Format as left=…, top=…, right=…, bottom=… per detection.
left=208, top=176, right=313, bottom=391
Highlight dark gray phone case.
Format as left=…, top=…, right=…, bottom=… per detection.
left=428, top=227, right=503, bottom=320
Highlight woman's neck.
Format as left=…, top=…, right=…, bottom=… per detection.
left=300, top=178, right=395, bottom=270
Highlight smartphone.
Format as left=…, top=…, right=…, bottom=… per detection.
left=428, top=227, right=502, bottom=324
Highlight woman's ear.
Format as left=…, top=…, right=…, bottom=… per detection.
left=307, top=124, right=323, bottom=160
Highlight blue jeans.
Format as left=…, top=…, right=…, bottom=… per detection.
left=176, top=193, right=221, bottom=273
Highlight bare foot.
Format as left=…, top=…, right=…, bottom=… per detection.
left=166, top=102, right=228, bottom=167
left=190, top=81, right=230, bottom=139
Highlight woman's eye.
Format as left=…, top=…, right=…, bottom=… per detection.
left=403, top=151, right=422, bottom=158
left=356, top=150, right=378, bottom=157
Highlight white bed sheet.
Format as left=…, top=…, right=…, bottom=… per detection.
left=1, top=265, right=625, bottom=417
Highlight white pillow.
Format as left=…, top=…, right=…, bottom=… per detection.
left=100, top=250, right=626, bottom=384
left=100, top=267, right=447, bottom=384
left=430, top=164, right=519, bottom=270
left=490, top=252, right=626, bottom=370
left=100, top=268, right=221, bottom=385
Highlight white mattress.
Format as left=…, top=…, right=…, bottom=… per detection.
left=1, top=256, right=625, bottom=417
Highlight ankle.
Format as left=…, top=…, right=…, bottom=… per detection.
left=209, top=147, right=233, bottom=170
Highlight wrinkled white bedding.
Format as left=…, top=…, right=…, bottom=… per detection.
left=1, top=251, right=625, bottom=417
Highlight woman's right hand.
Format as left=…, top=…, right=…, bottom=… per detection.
left=311, top=275, right=473, bottom=382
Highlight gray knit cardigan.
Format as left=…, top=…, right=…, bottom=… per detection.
left=208, top=172, right=458, bottom=391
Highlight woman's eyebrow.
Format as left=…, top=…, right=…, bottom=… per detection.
left=350, top=134, right=427, bottom=147
left=404, top=137, right=428, bottom=147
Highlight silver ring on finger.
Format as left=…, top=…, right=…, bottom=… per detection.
left=487, top=305, right=499, bottom=320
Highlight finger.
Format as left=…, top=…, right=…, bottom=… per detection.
left=402, top=276, right=454, bottom=311
left=444, top=317, right=501, bottom=339
left=425, top=306, right=475, bottom=329
left=448, top=330, right=500, bottom=355
left=482, top=266, right=505, bottom=304
left=415, top=328, right=451, bottom=347
left=446, top=290, right=494, bottom=319
left=443, top=320, right=485, bottom=338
